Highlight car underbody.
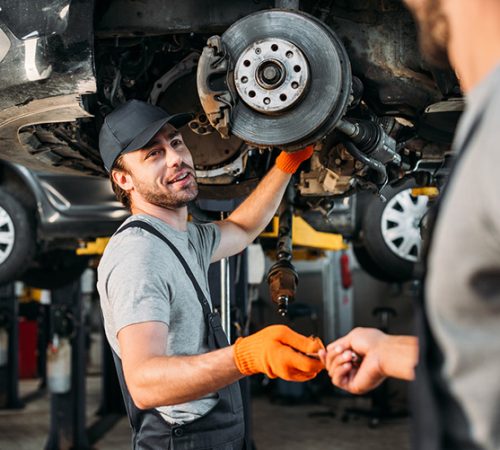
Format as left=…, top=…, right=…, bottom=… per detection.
left=0, top=0, right=461, bottom=282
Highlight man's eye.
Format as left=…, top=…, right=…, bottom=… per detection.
left=171, top=139, right=183, bottom=148
left=146, top=149, right=161, bottom=159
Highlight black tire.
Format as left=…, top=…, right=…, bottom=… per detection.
left=20, top=249, right=90, bottom=290
left=0, top=188, right=36, bottom=284
left=354, top=178, right=428, bottom=282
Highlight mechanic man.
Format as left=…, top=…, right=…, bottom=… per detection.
left=97, top=99, right=323, bottom=449
left=320, top=1, right=500, bottom=449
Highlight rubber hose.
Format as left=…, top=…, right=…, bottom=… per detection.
left=344, top=140, right=387, bottom=184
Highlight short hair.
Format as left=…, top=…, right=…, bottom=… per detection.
left=110, top=154, right=131, bottom=211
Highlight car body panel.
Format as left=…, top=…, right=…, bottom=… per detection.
left=0, top=0, right=96, bottom=171
left=7, top=162, right=128, bottom=239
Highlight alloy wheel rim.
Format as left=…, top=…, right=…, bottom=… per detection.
left=0, top=206, right=15, bottom=265
left=381, top=189, right=428, bottom=262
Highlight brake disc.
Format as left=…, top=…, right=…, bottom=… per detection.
left=221, top=10, right=352, bottom=149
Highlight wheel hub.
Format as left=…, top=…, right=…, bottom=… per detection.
left=199, top=9, right=352, bottom=149
left=234, top=38, right=309, bottom=114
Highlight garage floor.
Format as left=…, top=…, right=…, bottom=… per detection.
left=0, top=377, right=410, bottom=450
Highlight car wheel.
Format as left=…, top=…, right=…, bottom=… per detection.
left=0, top=188, right=36, bottom=284
left=20, top=250, right=90, bottom=290
left=354, top=178, right=429, bottom=282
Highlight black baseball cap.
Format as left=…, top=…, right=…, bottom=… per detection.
left=99, top=100, right=193, bottom=172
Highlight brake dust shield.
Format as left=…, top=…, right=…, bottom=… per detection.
left=197, top=9, right=352, bottom=150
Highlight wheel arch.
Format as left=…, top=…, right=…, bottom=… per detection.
left=0, top=161, right=41, bottom=216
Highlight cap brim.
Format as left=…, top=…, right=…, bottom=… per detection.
left=122, top=112, right=194, bottom=155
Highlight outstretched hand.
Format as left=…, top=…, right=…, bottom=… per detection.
left=318, top=327, right=388, bottom=394
left=233, top=324, right=324, bottom=382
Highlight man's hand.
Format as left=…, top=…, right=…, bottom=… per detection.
left=233, top=324, right=324, bottom=381
left=319, top=328, right=388, bottom=394
left=318, top=328, right=418, bottom=395
left=275, top=145, right=314, bottom=174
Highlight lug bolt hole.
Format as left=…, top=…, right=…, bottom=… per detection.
left=241, top=76, right=248, bottom=83
left=271, top=44, right=279, bottom=51
left=279, top=94, right=287, bottom=102
left=244, top=60, right=251, bottom=67
left=294, top=65, right=301, bottom=72
left=248, top=91, right=256, bottom=98
left=255, top=48, right=261, bottom=55
left=291, top=81, right=299, bottom=89
left=263, top=97, right=271, bottom=105
left=286, top=51, right=294, bottom=58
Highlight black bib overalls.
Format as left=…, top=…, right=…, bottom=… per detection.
left=113, top=220, right=245, bottom=449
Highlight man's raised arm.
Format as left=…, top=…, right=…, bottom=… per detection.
left=211, top=146, right=313, bottom=262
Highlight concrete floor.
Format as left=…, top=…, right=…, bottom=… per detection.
left=0, top=377, right=410, bottom=450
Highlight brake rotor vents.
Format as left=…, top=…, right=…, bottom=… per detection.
left=198, top=10, right=352, bottom=150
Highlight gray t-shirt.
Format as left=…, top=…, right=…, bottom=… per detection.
left=97, top=214, right=221, bottom=425
left=426, top=63, right=500, bottom=449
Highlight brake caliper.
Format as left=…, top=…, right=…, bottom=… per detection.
left=196, top=36, right=234, bottom=139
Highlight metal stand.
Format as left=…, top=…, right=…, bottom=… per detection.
left=209, top=251, right=253, bottom=449
left=0, top=283, right=22, bottom=409
left=45, top=279, right=90, bottom=450
left=37, top=302, right=51, bottom=389
left=86, top=332, right=126, bottom=444
left=220, top=212, right=232, bottom=340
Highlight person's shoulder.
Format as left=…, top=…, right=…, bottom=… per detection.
left=100, top=219, right=167, bottom=269
left=188, top=222, right=220, bottom=243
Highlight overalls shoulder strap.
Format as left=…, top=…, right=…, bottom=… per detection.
left=117, top=220, right=213, bottom=317
left=111, top=219, right=245, bottom=449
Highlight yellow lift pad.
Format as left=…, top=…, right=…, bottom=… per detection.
left=76, top=237, right=111, bottom=256
left=77, top=215, right=346, bottom=256
left=260, top=215, right=346, bottom=251
left=411, top=187, right=439, bottom=198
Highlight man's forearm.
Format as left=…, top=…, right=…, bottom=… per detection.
left=379, top=335, right=419, bottom=381
left=211, top=165, right=292, bottom=261
left=125, top=346, right=243, bottom=409
left=225, top=165, right=291, bottom=242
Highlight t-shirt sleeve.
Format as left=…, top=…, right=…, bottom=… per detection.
left=191, top=222, right=221, bottom=272
left=104, top=232, right=173, bottom=335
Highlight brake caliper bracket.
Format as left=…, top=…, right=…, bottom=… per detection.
left=197, top=36, right=234, bottom=139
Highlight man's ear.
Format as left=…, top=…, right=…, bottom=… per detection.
left=112, top=169, right=134, bottom=191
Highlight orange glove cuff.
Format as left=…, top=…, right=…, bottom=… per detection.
left=275, top=145, right=314, bottom=174
left=233, top=325, right=325, bottom=381
left=234, top=336, right=263, bottom=376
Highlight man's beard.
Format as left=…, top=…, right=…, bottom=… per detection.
left=407, top=0, right=451, bottom=69
left=133, top=164, right=199, bottom=209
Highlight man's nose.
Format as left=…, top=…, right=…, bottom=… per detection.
left=165, top=147, right=182, bottom=167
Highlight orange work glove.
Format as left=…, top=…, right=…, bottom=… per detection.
left=233, top=325, right=324, bottom=381
left=275, top=145, right=314, bottom=174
